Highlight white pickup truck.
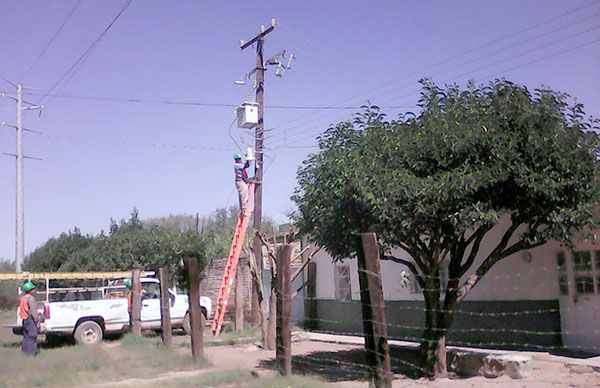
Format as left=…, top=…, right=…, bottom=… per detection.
left=13, top=277, right=212, bottom=345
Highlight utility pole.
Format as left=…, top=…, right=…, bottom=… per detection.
left=15, top=85, right=24, bottom=272
left=1, top=82, right=43, bottom=272
left=240, top=20, right=275, bottom=324
left=238, top=18, right=294, bottom=324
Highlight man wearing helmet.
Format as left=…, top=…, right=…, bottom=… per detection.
left=234, top=153, right=251, bottom=215
left=19, top=281, right=38, bottom=356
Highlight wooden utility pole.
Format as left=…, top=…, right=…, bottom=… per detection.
left=235, top=258, right=245, bottom=333
left=131, top=269, right=142, bottom=335
left=276, top=244, right=292, bottom=376
left=158, top=267, right=172, bottom=347
left=185, top=257, right=204, bottom=361
left=358, top=233, right=392, bottom=388
left=240, top=20, right=275, bottom=325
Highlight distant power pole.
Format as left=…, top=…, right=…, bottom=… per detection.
left=239, top=18, right=294, bottom=324
left=1, top=82, right=43, bottom=272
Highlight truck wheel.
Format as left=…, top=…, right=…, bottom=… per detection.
left=183, top=310, right=208, bottom=335
left=74, top=321, right=103, bottom=345
left=183, top=313, right=191, bottom=335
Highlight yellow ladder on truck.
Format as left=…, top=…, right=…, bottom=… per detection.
left=0, top=271, right=153, bottom=281
left=210, top=182, right=255, bottom=336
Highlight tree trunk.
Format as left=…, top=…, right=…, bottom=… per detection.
left=266, top=284, right=277, bottom=350
left=259, top=295, right=269, bottom=348
left=420, top=278, right=448, bottom=378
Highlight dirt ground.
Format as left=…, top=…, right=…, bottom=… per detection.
left=2, top=308, right=599, bottom=388
left=197, top=339, right=600, bottom=388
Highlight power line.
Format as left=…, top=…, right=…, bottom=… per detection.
left=0, top=90, right=416, bottom=110
left=30, top=131, right=235, bottom=152
left=20, top=0, right=83, bottom=82
left=265, top=1, right=600, bottom=142
left=269, top=23, right=600, bottom=148
left=38, top=0, right=134, bottom=104
left=275, top=36, right=600, bottom=149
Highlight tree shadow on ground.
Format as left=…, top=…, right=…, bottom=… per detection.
left=258, top=345, right=423, bottom=382
left=550, top=348, right=600, bottom=359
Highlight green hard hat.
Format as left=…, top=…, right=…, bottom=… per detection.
left=233, top=153, right=242, bottom=160
left=124, top=279, right=132, bottom=289
left=22, top=281, right=36, bottom=293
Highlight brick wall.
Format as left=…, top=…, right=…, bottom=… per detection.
left=200, top=241, right=303, bottom=323
left=200, top=256, right=253, bottom=321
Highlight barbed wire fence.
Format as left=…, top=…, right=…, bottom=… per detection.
left=262, top=233, right=600, bottom=386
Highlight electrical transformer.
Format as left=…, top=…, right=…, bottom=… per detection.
left=236, top=102, right=259, bottom=129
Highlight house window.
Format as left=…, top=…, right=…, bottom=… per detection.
left=571, top=250, right=600, bottom=296
left=556, top=252, right=569, bottom=295
left=573, top=251, right=593, bottom=271
left=334, top=265, right=352, bottom=301
left=575, top=275, right=594, bottom=295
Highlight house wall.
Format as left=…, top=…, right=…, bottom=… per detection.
left=309, top=215, right=565, bottom=348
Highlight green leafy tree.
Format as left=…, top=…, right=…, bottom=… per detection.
left=0, top=259, right=18, bottom=309
left=145, top=207, right=277, bottom=259
left=24, top=228, right=93, bottom=272
left=293, top=80, right=600, bottom=377
left=24, top=209, right=207, bottom=278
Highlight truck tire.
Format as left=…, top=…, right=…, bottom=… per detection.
left=183, top=313, right=191, bottom=335
left=74, top=321, right=103, bottom=345
left=183, top=310, right=208, bottom=335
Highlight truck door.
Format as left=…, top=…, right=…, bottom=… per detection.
left=140, top=281, right=161, bottom=328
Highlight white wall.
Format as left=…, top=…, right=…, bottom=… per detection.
left=313, top=215, right=561, bottom=301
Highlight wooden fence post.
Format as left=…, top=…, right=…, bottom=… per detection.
left=276, top=244, right=292, bottom=376
left=158, top=267, right=172, bottom=347
left=358, top=233, right=392, bottom=388
left=235, top=258, right=245, bottom=333
left=131, top=269, right=142, bottom=335
left=186, top=257, right=204, bottom=361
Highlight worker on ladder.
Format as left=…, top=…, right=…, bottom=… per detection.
left=234, top=153, right=251, bottom=215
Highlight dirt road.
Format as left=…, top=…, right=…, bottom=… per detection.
left=197, top=338, right=600, bottom=387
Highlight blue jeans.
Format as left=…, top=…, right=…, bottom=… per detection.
left=21, top=318, right=37, bottom=356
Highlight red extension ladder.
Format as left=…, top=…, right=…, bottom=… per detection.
left=210, top=182, right=255, bottom=335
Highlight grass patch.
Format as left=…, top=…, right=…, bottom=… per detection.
left=165, top=369, right=327, bottom=388
left=245, top=375, right=328, bottom=388
left=172, top=325, right=262, bottom=348
left=165, top=368, right=250, bottom=387
left=0, top=308, right=16, bottom=324
left=0, top=334, right=208, bottom=388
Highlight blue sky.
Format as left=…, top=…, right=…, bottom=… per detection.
left=0, top=0, right=598, bottom=261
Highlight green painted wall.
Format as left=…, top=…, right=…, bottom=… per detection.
left=310, top=299, right=561, bottom=349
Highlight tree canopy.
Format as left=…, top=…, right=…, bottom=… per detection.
left=24, top=208, right=207, bottom=274
left=23, top=207, right=277, bottom=276
left=292, top=79, right=600, bottom=376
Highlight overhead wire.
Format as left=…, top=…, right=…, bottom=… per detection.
left=227, top=117, right=242, bottom=150
left=265, top=1, right=600, bottom=145
left=38, top=0, right=134, bottom=104
left=275, top=35, right=600, bottom=150
left=20, top=0, right=83, bottom=82
left=269, top=22, right=600, bottom=148
left=0, top=90, right=415, bottom=110
left=28, top=131, right=234, bottom=152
